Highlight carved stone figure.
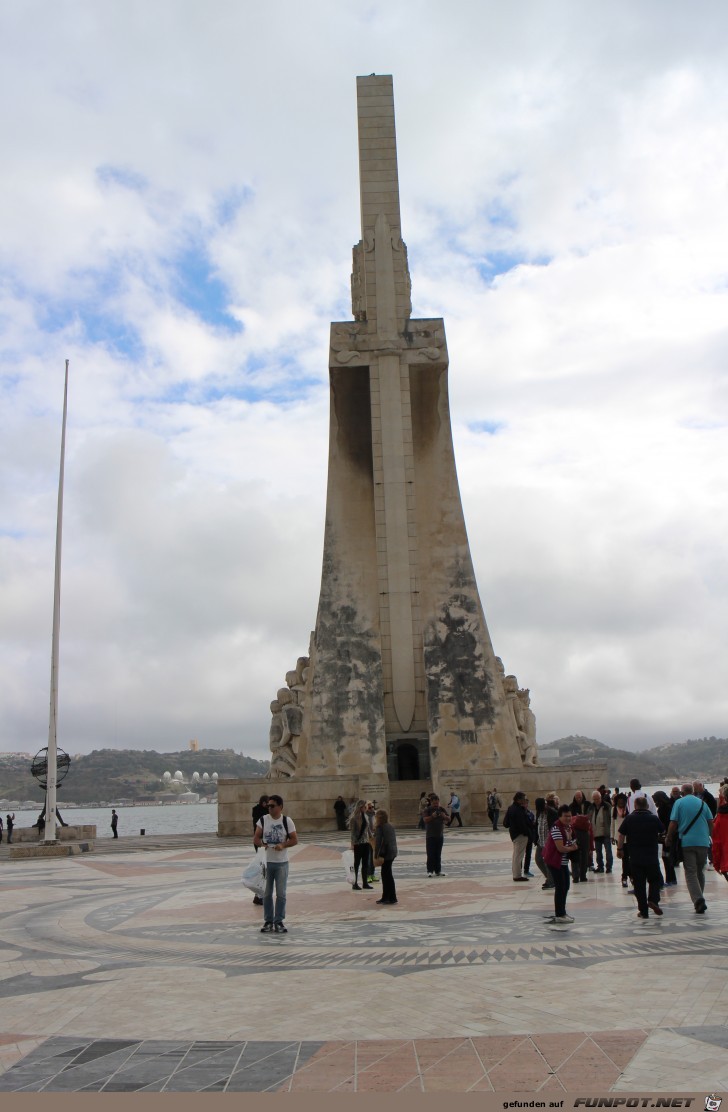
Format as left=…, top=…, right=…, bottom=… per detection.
left=267, top=657, right=310, bottom=779
left=504, top=673, right=538, bottom=766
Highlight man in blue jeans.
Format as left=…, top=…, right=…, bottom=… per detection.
left=666, top=783, right=713, bottom=914
left=254, top=794, right=298, bottom=933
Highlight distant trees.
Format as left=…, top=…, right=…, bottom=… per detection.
left=0, top=748, right=269, bottom=805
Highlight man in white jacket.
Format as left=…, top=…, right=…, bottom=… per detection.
left=626, top=778, right=658, bottom=815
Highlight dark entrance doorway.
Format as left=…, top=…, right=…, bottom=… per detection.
left=396, top=743, right=420, bottom=781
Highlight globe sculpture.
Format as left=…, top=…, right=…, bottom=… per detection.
left=31, top=747, right=71, bottom=790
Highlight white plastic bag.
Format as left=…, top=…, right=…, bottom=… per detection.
left=241, top=851, right=266, bottom=898
left=342, top=849, right=355, bottom=886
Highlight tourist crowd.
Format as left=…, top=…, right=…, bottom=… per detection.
left=245, top=777, right=728, bottom=935
left=501, top=777, right=727, bottom=924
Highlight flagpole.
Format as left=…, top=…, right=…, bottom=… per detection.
left=45, top=359, right=69, bottom=843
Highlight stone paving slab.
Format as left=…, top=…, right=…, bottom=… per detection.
left=1, top=827, right=727, bottom=1091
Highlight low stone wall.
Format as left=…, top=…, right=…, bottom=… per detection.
left=10, top=825, right=97, bottom=844
left=217, top=764, right=609, bottom=835
left=10, top=841, right=94, bottom=859
left=218, top=777, right=365, bottom=836
left=434, top=764, right=610, bottom=827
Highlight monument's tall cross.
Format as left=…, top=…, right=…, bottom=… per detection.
left=267, top=75, right=537, bottom=790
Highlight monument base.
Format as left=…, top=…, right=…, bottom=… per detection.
left=11, top=824, right=97, bottom=844
left=10, top=841, right=94, bottom=859
left=218, top=763, right=609, bottom=835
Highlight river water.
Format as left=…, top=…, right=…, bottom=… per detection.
left=3, top=803, right=220, bottom=839
left=2, top=784, right=722, bottom=839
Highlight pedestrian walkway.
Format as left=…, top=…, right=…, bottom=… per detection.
left=0, top=828, right=726, bottom=1091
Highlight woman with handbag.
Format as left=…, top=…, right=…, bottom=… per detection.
left=374, top=809, right=398, bottom=905
left=612, top=793, right=631, bottom=888
left=543, top=804, right=580, bottom=924
left=349, top=801, right=373, bottom=891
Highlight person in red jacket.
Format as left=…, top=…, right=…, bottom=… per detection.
left=712, top=787, right=728, bottom=880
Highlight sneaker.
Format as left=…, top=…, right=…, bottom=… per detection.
left=621, top=878, right=629, bottom=888
left=368, top=875, right=378, bottom=883
left=695, top=897, right=707, bottom=914
left=554, top=915, right=574, bottom=923
left=524, top=871, right=535, bottom=877
left=363, top=884, right=373, bottom=890
left=647, top=900, right=663, bottom=916
left=274, top=922, right=288, bottom=933
left=513, top=876, right=529, bottom=882
left=260, top=922, right=274, bottom=933
left=252, top=896, right=263, bottom=905
left=427, top=872, right=434, bottom=877
left=352, top=883, right=361, bottom=890
left=541, top=883, right=555, bottom=890
left=637, top=912, right=649, bottom=919
left=594, top=868, right=604, bottom=874
left=436, top=872, right=446, bottom=877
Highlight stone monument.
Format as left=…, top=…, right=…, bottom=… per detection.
left=218, top=76, right=605, bottom=833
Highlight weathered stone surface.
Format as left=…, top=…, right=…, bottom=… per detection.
left=11, top=824, right=97, bottom=844
left=233, top=75, right=578, bottom=835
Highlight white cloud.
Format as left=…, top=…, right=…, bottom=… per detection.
left=1, top=0, right=728, bottom=760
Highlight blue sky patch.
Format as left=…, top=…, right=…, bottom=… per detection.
left=96, top=164, right=148, bottom=192
left=34, top=281, right=145, bottom=362
left=476, top=250, right=524, bottom=280
left=214, top=185, right=255, bottom=226
left=172, top=243, right=243, bottom=334
left=679, top=416, right=726, bottom=430
left=468, top=419, right=506, bottom=435
left=151, top=368, right=323, bottom=409
left=483, top=196, right=518, bottom=231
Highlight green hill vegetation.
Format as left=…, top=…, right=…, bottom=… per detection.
left=1, top=734, right=725, bottom=805
left=0, top=748, right=268, bottom=806
left=540, top=734, right=728, bottom=785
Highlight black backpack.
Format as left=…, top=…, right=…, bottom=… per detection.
left=258, top=814, right=290, bottom=837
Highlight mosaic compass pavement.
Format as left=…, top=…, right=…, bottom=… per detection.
left=1, top=829, right=727, bottom=1091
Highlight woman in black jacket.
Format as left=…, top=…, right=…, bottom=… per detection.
left=374, top=809, right=398, bottom=905
left=653, top=790, right=677, bottom=885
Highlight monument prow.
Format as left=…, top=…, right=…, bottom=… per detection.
left=218, top=76, right=606, bottom=834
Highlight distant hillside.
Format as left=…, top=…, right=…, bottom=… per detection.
left=539, top=734, right=728, bottom=784
left=538, top=734, right=675, bottom=785
left=0, top=748, right=269, bottom=806
left=642, top=737, right=728, bottom=780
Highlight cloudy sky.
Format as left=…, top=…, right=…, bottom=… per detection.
left=1, top=1, right=727, bottom=759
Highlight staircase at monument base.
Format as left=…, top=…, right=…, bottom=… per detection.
left=388, top=779, right=432, bottom=827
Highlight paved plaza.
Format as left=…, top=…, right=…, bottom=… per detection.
left=0, top=826, right=727, bottom=1092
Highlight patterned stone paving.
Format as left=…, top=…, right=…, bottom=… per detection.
left=1, top=827, right=728, bottom=1090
